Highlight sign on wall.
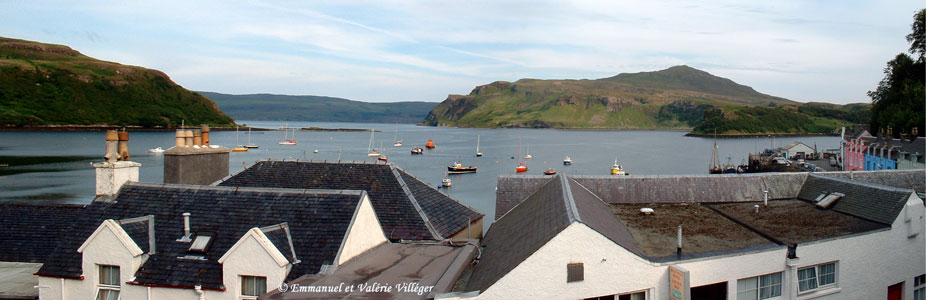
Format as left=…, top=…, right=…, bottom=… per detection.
left=668, top=265, right=690, bottom=300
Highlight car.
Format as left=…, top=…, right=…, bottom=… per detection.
left=829, top=157, right=838, bottom=166
left=797, top=158, right=805, bottom=165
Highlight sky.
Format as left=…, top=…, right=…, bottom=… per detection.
left=2, top=1, right=923, bottom=104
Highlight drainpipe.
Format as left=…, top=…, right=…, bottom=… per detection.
left=195, top=285, right=205, bottom=300
left=61, top=278, right=66, bottom=300
left=147, top=286, right=151, bottom=300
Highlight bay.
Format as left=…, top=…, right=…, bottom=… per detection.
left=0, top=121, right=842, bottom=222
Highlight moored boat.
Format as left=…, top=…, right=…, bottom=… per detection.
left=147, top=147, right=165, bottom=153
left=425, top=139, right=436, bottom=149
left=441, top=178, right=452, bottom=187
left=244, top=127, right=259, bottom=148
left=410, top=146, right=423, bottom=155
left=475, top=135, right=483, bottom=157
left=516, top=162, right=528, bottom=173
left=610, top=160, right=628, bottom=176
left=544, top=168, right=556, bottom=175
left=448, top=162, right=477, bottom=173
left=367, top=129, right=381, bottom=157
left=563, top=156, right=572, bottom=165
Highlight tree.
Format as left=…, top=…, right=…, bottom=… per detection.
left=868, top=9, right=926, bottom=137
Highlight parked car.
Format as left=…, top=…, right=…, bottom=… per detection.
left=829, top=157, right=838, bottom=166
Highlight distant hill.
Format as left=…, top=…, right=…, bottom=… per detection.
left=201, top=92, right=438, bottom=123
left=0, top=37, right=235, bottom=127
left=423, top=65, right=867, bottom=134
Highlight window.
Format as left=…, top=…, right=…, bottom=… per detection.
left=798, top=262, right=837, bottom=293
left=737, top=272, right=782, bottom=300
left=97, top=265, right=120, bottom=300
left=583, top=291, right=645, bottom=300
left=189, top=233, right=214, bottom=253
left=915, top=274, right=925, bottom=300
left=241, top=276, right=267, bottom=298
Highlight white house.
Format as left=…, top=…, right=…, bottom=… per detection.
left=781, top=142, right=815, bottom=159
left=449, top=172, right=925, bottom=300
left=36, top=183, right=388, bottom=300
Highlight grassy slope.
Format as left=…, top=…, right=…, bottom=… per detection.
left=200, top=92, right=437, bottom=123
left=0, top=37, right=235, bottom=126
left=425, top=66, right=867, bottom=133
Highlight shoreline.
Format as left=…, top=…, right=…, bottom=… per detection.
left=0, top=125, right=373, bottom=132
left=684, top=132, right=839, bottom=138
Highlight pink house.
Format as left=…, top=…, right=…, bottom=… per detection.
left=844, top=130, right=872, bottom=171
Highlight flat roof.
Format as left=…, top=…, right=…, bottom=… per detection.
left=708, top=200, right=888, bottom=245
left=610, top=203, right=776, bottom=259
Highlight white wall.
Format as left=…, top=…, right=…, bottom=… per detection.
left=221, top=233, right=290, bottom=299
left=337, top=195, right=387, bottom=265
left=94, top=161, right=140, bottom=196
left=55, top=222, right=146, bottom=300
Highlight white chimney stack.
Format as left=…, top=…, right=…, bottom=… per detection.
left=179, top=212, right=192, bottom=242
left=94, top=130, right=139, bottom=198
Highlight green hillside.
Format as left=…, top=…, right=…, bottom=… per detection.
left=0, top=37, right=235, bottom=127
left=424, top=66, right=867, bottom=134
left=201, top=92, right=437, bottom=123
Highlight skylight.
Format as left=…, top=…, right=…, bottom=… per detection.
left=816, top=192, right=844, bottom=209
left=189, top=233, right=214, bottom=253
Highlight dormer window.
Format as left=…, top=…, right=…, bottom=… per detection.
left=189, top=232, right=215, bottom=253
left=96, top=264, right=120, bottom=300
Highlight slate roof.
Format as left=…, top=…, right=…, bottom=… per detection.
left=467, top=175, right=571, bottom=293
left=797, top=173, right=915, bottom=225
left=820, top=170, right=925, bottom=194
left=0, top=202, right=86, bottom=263
left=571, top=174, right=775, bottom=204
left=217, top=161, right=483, bottom=240
left=36, top=183, right=366, bottom=290
left=495, top=176, right=553, bottom=220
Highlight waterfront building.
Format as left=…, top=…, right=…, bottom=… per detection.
left=843, top=130, right=871, bottom=171
left=447, top=171, right=925, bottom=299
left=779, top=141, right=815, bottom=160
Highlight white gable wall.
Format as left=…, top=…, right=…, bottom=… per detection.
left=48, top=221, right=148, bottom=300
left=221, top=232, right=291, bottom=299
left=336, top=195, right=388, bottom=265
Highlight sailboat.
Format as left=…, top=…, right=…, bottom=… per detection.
left=475, top=135, right=483, bottom=157
left=244, top=127, right=259, bottom=148
left=516, top=138, right=528, bottom=173
left=709, top=129, right=723, bottom=174
left=232, top=126, right=248, bottom=152
left=278, top=123, right=297, bottom=145
left=393, top=126, right=402, bottom=147
left=378, top=141, right=388, bottom=162
left=523, top=143, right=532, bottom=159
left=367, top=129, right=381, bottom=157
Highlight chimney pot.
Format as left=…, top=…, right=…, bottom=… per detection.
left=175, top=129, right=186, bottom=147
left=200, top=125, right=210, bottom=145
left=104, top=130, right=119, bottom=163
left=193, top=130, right=202, bottom=146
left=117, top=131, right=130, bottom=160
left=184, top=130, right=194, bottom=147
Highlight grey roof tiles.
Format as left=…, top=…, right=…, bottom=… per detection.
left=0, top=202, right=86, bottom=263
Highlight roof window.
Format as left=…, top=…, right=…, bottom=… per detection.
left=815, top=192, right=844, bottom=209
left=189, top=232, right=215, bottom=253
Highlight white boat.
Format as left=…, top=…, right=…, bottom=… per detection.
left=147, top=147, right=165, bottom=153
left=367, top=129, right=381, bottom=157
left=523, top=143, right=532, bottom=159
left=441, top=178, right=452, bottom=187
left=563, top=156, right=572, bottom=165
left=279, top=124, right=297, bottom=145
left=393, top=126, right=402, bottom=147
left=244, top=127, right=259, bottom=148
left=475, top=135, right=483, bottom=157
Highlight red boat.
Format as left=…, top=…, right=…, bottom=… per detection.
left=515, top=162, right=528, bottom=173
left=425, top=139, right=436, bottom=149
left=544, top=169, right=556, bottom=175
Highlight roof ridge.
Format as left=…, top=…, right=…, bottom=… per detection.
left=560, top=175, right=580, bottom=223
left=492, top=176, right=556, bottom=222
left=389, top=164, right=442, bottom=240
left=127, top=182, right=366, bottom=196
left=811, top=173, right=916, bottom=194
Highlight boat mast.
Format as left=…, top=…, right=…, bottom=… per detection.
left=711, top=129, right=718, bottom=170
left=476, top=135, right=480, bottom=152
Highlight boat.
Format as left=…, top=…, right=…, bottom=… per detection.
left=448, top=162, right=477, bottom=173
left=724, top=155, right=737, bottom=173
left=425, top=139, right=436, bottom=149
left=244, top=127, right=259, bottom=148
left=610, top=160, right=628, bottom=176
left=313, top=149, right=319, bottom=153
left=441, top=178, right=452, bottom=187
left=544, top=168, right=557, bottom=175
left=147, top=147, right=165, bottom=153
left=278, top=124, right=297, bottom=145
left=709, top=129, right=723, bottom=174
left=232, top=126, right=248, bottom=152
left=367, top=129, right=381, bottom=157
left=475, top=135, right=483, bottom=157
left=378, top=155, right=388, bottom=162
left=515, top=137, right=528, bottom=172
left=410, top=146, right=423, bottom=155
left=523, top=144, right=532, bottom=159
left=393, top=126, right=402, bottom=147
left=563, top=156, right=572, bottom=165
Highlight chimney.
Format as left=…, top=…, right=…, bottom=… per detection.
left=184, top=130, right=194, bottom=147
left=201, top=125, right=210, bottom=145
left=178, top=212, right=192, bottom=242
left=175, top=129, right=186, bottom=147
left=117, top=131, right=130, bottom=160
left=94, top=130, right=140, bottom=198
left=164, top=142, right=230, bottom=185
left=193, top=129, right=202, bottom=146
